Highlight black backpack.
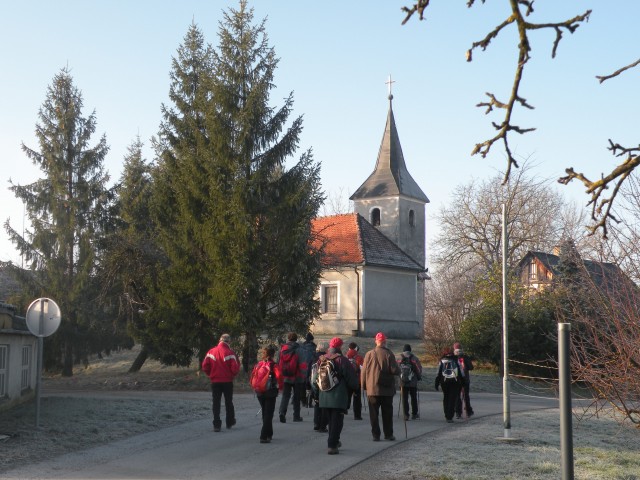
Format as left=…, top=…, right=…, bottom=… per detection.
left=316, top=356, right=340, bottom=392
left=399, top=358, right=415, bottom=384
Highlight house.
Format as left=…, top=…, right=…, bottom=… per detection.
left=518, top=248, right=638, bottom=299
left=311, top=92, right=429, bottom=339
left=0, top=301, right=37, bottom=410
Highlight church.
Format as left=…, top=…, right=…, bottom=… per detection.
left=311, top=91, right=429, bottom=339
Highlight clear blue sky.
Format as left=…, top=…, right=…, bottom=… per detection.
left=1, top=1, right=636, bottom=266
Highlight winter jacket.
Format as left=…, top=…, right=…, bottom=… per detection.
left=202, top=341, right=240, bottom=383
left=434, top=353, right=463, bottom=390
left=312, top=348, right=358, bottom=410
left=279, top=341, right=306, bottom=384
left=397, top=351, right=423, bottom=388
left=299, top=340, right=317, bottom=382
left=361, top=346, right=399, bottom=396
left=345, top=348, right=364, bottom=381
left=253, top=359, right=284, bottom=399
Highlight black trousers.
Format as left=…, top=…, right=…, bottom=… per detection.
left=258, top=394, right=276, bottom=440
left=455, top=380, right=473, bottom=417
left=351, top=387, right=362, bottom=419
left=441, top=381, right=460, bottom=420
left=211, top=382, right=235, bottom=428
left=279, top=382, right=303, bottom=419
left=326, top=408, right=344, bottom=449
left=367, top=395, right=394, bottom=439
left=314, top=400, right=328, bottom=429
left=400, top=385, right=418, bottom=417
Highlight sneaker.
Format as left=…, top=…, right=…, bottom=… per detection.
left=293, top=417, right=303, bottom=422
left=279, top=414, right=286, bottom=423
left=327, top=447, right=339, bottom=455
left=385, top=435, right=396, bottom=441
left=411, top=414, right=419, bottom=420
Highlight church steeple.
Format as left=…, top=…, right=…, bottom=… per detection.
left=350, top=80, right=428, bottom=267
left=350, top=86, right=429, bottom=203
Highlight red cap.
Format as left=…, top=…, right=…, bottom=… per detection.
left=375, top=332, right=386, bottom=342
left=453, top=342, right=461, bottom=350
left=329, top=337, right=343, bottom=349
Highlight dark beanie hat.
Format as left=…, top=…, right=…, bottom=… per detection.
left=403, top=344, right=411, bottom=352
left=348, top=342, right=358, bottom=350
left=306, top=332, right=314, bottom=342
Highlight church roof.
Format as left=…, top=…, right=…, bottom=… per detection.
left=350, top=97, right=429, bottom=203
left=312, top=213, right=424, bottom=271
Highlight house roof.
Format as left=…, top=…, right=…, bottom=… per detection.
left=311, top=213, right=424, bottom=272
left=350, top=97, right=429, bottom=204
left=520, top=250, right=636, bottom=291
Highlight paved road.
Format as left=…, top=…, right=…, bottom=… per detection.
left=5, top=392, right=559, bottom=480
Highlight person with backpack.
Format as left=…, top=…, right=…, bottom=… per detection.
left=361, top=332, right=400, bottom=442
left=201, top=333, right=241, bottom=432
left=278, top=332, right=305, bottom=423
left=311, top=337, right=358, bottom=455
left=434, top=346, right=464, bottom=423
left=397, top=344, right=422, bottom=420
left=300, top=332, right=317, bottom=408
left=250, top=345, right=284, bottom=443
left=453, top=342, right=475, bottom=418
left=346, top=342, right=364, bottom=420
left=311, top=341, right=329, bottom=432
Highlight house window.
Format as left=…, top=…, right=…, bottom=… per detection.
left=322, top=284, right=338, bottom=314
left=371, top=208, right=381, bottom=226
left=529, top=260, right=538, bottom=280
left=0, top=345, right=7, bottom=397
left=21, top=345, right=31, bottom=392
left=409, top=209, right=415, bottom=227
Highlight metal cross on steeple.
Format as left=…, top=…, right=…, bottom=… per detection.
left=385, top=74, right=396, bottom=99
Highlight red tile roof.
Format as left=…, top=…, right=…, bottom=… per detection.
left=311, top=213, right=423, bottom=271
left=311, top=214, right=364, bottom=266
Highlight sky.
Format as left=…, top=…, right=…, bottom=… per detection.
left=1, top=1, right=637, bottom=267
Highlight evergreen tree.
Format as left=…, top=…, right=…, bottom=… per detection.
left=4, top=68, right=115, bottom=375
left=149, top=3, right=323, bottom=367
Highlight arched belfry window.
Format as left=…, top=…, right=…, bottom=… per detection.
left=371, top=208, right=381, bottom=226
left=409, top=209, right=415, bottom=227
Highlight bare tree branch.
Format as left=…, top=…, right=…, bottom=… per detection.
left=596, top=57, right=640, bottom=83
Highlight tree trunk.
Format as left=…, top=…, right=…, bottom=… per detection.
left=242, top=330, right=259, bottom=373
left=128, top=346, right=149, bottom=373
left=62, top=342, right=74, bottom=377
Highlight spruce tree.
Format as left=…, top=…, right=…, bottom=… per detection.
left=4, top=68, right=114, bottom=375
left=149, top=3, right=323, bottom=367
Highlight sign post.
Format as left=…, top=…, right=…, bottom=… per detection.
left=25, top=298, right=61, bottom=429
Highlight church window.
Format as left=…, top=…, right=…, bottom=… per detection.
left=322, top=284, right=338, bottom=314
left=409, top=209, right=415, bottom=227
left=371, top=208, right=381, bottom=226
left=529, top=260, right=538, bottom=280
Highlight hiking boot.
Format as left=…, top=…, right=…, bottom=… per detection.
left=372, top=437, right=380, bottom=442
left=354, top=416, right=363, bottom=420
left=456, top=414, right=462, bottom=420
left=468, top=410, right=474, bottom=417
left=213, top=426, right=221, bottom=432
left=446, top=419, right=454, bottom=423
left=385, top=435, right=396, bottom=441
left=293, top=417, right=303, bottom=422
left=260, top=438, right=270, bottom=444
left=279, top=414, right=286, bottom=423
left=404, top=415, right=409, bottom=421
left=327, top=447, right=339, bottom=455
left=317, top=427, right=328, bottom=433
left=337, top=441, right=342, bottom=448
left=411, top=414, right=419, bottom=420
left=226, top=418, right=236, bottom=429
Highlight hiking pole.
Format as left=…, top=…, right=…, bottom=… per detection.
left=255, top=408, right=262, bottom=417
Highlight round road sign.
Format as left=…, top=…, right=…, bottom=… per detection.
left=25, top=298, right=62, bottom=338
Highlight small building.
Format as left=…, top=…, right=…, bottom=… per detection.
left=311, top=91, right=429, bottom=339
left=0, top=301, right=37, bottom=410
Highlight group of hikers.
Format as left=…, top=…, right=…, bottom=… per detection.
left=201, top=332, right=474, bottom=455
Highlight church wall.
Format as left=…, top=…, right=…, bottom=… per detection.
left=353, top=197, right=399, bottom=245
left=361, top=267, right=421, bottom=339
left=313, top=268, right=359, bottom=336
left=397, top=197, right=426, bottom=267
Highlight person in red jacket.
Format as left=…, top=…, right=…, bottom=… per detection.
left=202, top=333, right=240, bottom=432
